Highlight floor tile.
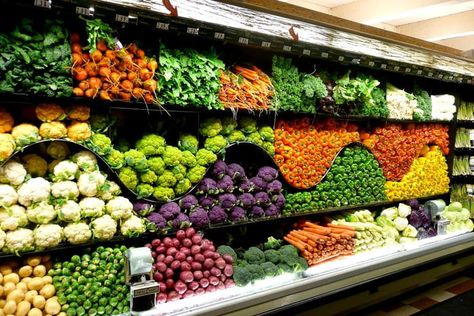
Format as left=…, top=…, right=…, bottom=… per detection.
left=387, top=305, right=420, bottom=316
left=401, top=294, right=426, bottom=305
left=446, top=279, right=474, bottom=295
left=424, top=289, right=456, bottom=302
left=367, top=311, right=387, bottom=316
left=439, top=276, right=472, bottom=290
left=383, top=302, right=405, bottom=312
left=409, top=297, right=438, bottom=310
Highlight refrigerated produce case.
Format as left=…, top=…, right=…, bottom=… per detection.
left=0, top=0, right=473, bottom=315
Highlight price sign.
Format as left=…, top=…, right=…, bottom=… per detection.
left=34, top=0, right=51, bottom=8
left=283, top=45, right=292, bottom=52
left=417, top=70, right=422, bottom=75
left=302, top=49, right=310, bottom=56
left=338, top=56, right=344, bottom=62
left=214, top=32, right=225, bottom=40
left=368, top=61, right=375, bottom=67
left=321, top=52, right=329, bottom=58
left=76, top=6, right=93, bottom=16
left=115, top=14, right=129, bottom=23
left=428, top=72, right=433, bottom=77
left=381, top=64, right=387, bottom=69
left=261, top=41, right=271, bottom=48
left=351, top=58, right=360, bottom=64
left=238, top=37, right=249, bottom=45
left=186, top=27, right=199, bottom=35
left=156, top=22, right=169, bottom=30
left=405, top=68, right=411, bottom=73
left=394, top=66, right=400, bottom=71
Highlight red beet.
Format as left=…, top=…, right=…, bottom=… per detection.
left=167, top=290, right=179, bottom=301
left=180, top=261, right=191, bottom=271
left=185, top=227, right=196, bottom=238
left=172, top=238, right=180, bottom=248
left=163, top=237, right=173, bottom=248
left=174, top=280, right=187, bottom=294
left=166, top=278, right=175, bottom=289
left=199, top=278, right=209, bottom=288
left=200, top=240, right=211, bottom=251
left=191, top=262, right=202, bottom=271
left=180, top=271, right=194, bottom=283
left=155, top=262, right=167, bottom=273
left=191, top=234, right=202, bottom=245
left=219, top=274, right=226, bottom=282
left=183, top=290, right=194, bottom=298
left=223, top=264, right=233, bottom=277
left=156, top=246, right=166, bottom=254
left=175, top=252, right=186, bottom=262
left=217, top=281, right=225, bottom=290
left=182, top=238, right=192, bottom=248
left=224, top=279, right=235, bottom=288
left=193, top=270, right=203, bottom=280
left=209, top=276, right=219, bottom=286
left=165, top=268, right=175, bottom=279
left=176, top=230, right=186, bottom=240
left=203, top=258, right=214, bottom=270
left=156, top=292, right=167, bottom=304
left=151, top=239, right=161, bottom=248
left=203, top=271, right=210, bottom=278
left=210, top=267, right=221, bottom=277
left=222, top=254, right=233, bottom=264
left=164, top=255, right=174, bottom=265
left=153, top=271, right=163, bottom=282
left=158, top=282, right=166, bottom=291
left=186, top=256, right=193, bottom=263
left=215, top=258, right=226, bottom=269
left=195, top=288, right=205, bottom=295
left=206, top=285, right=216, bottom=292
left=194, top=253, right=205, bottom=263
left=188, top=281, right=199, bottom=291
left=166, top=247, right=178, bottom=257
left=170, top=260, right=181, bottom=271
left=151, top=251, right=157, bottom=258
left=180, top=247, right=191, bottom=256
left=203, top=250, right=215, bottom=259
left=157, top=254, right=166, bottom=262
left=191, top=245, right=201, bottom=255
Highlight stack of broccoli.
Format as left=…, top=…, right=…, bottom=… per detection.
left=199, top=116, right=275, bottom=156
left=217, top=237, right=308, bottom=287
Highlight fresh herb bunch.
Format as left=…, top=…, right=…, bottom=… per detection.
left=0, top=18, right=72, bottom=97
left=81, top=17, right=116, bottom=53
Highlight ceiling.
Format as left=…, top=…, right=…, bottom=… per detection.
left=279, top=0, right=474, bottom=51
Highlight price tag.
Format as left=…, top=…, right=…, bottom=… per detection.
left=34, top=0, right=51, bottom=8
left=261, top=41, right=271, bottom=48
left=351, top=58, right=360, bottom=64
left=394, top=66, right=400, bottom=71
left=321, top=52, right=329, bottom=58
left=438, top=74, right=443, bottom=79
left=449, top=75, right=454, bottom=80
left=115, top=14, right=129, bottom=23
left=76, top=6, right=93, bottom=16
left=417, top=70, right=422, bottom=75
left=368, top=61, right=375, bottom=67
left=238, top=37, right=249, bottom=45
left=283, top=45, right=292, bottom=52
left=338, top=56, right=344, bottom=61
left=186, top=27, right=199, bottom=35
left=156, top=22, right=169, bottom=30
left=302, top=49, right=310, bottom=56
left=428, top=72, right=433, bottom=77
left=381, top=64, right=387, bottom=69
left=405, top=68, right=411, bottom=73
left=214, top=32, right=225, bottom=40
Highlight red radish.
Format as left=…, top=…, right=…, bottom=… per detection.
left=163, top=237, right=173, bottom=247
left=180, top=247, right=191, bottom=256
left=225, top=279, right=235, bottom=288
left=157, top=254, right=166, bottom=262
left=172, top=238, right=180, bottom=248
left=222, top=254, right=233, bottom=264
left=156, top=293, right=167, bottom=304
left=168, top=291, right=179, bottom=301
left=199, top=278, right=209, bottom=288
left=191, top=245, right=201, bottom=255
left=175, top=252, right=186, bottom=262
left=166, top=247, right=178, bottom=257
left=182, top=238, right=192, bottom=248
left=203, top=251, right=215, bottom=259
left=191, top=262, right=202, bottom=271
left=193, top=270, right=203, bottom=280
left=195, top=288, right=205, bottom=295
left=151, top=251, right=157, bottom=258
left=219, top=274, right=226, bottom=282
left=159, top=282, right=166, bottom=291
left=210, top=267, right=221, bottom=277
left=145, top=243, right=152, bottom=249
left=203, top=258, right=214, bottom=270
left=156, top=246, right=166, bottom=254
left=209, top=276, right=219, bottom=286
left=165, top=268, right=174, bottom=279
left=223, top=264, right=233, bottom=277
left=170, top=260, right=181, bottom=270
left=155, top=262, right=167, bottom=273
left=194, top=253, right=205, bottom=263
left=186, top=256, right=194, bottom=263
left=185, top=228, right=196, bottom=238
left=209, top=245, right=216, bottom=252
left=215, top=258, right=226, bottom=269
left=217, top=282, right=225, bottom=290
left=176, top=230, right=186, bottom=240
left=207, top=285, right=216, bottom=292
left=164, top=255, right=174, bottom=265
left=188, top=281, right=199, bottom=291
left=166, top=279, right=175, bottom=289
left=180, top=262, right=191, bottom=271
left=183, top=290, right=194, bottom=298
left=201, top=240, right=211, bottom=251
left=192, top=234, right=202, bottom=245
left=174, top=281, right=187, bottom=294
left=203, top=271, right=210, bottom=278
left=153, top=271, right=163, bottom=282
left=151, top=239, right=161, bottom=247
left=180, top=271, right=194, bottom=283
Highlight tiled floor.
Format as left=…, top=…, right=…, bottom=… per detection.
left=368, top=276, right=474, bottom=316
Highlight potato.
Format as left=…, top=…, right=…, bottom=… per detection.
left=0, top=273, right=3, bottom=284
left=25, top=258, right=40, bottom=268
left=41, top=277, right=52, bottom=285
left=48, top=296, right=57, bottom=302
left=39, top=285, right=54, bottom=300
left=3, top=300, right=16, bottom=314
left=0, top=309, right=3, bottom=316
left=0, top=266, right=12, bottom=276
left=15, top=301, right=30, bottom=316
left=58, top=313, right=66, bottom=316
left=31, top=267, right=45, bottom=279
left=0, top=285, right=3, bottom=297
left=3, top=283, right=15, bottom=296
left=6, top=289, right=25, bottom=304
left=20, top=278, right=31, bottom=286
left=14, top=283, right=27, bottom=293
left=0, top=299, right=5, bottom=308
left=31, top=296, right=44, bottom=310
left=27, top=309, right=42, bottom=316
left=44, top=299, right=60, bottom=315
left=18, top=267, right=32, bottom=279
left=24, top=291, right=37, bottom=304
left=3, top=274, right=19, bottom=286
left=26, top=279, right=43, bottom=292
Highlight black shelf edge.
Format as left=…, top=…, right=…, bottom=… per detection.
left=452, top=175, right=474, bottom=183
left=456, top=120, right=474, bottom=128
left=454, top=147, right=474, bottom=155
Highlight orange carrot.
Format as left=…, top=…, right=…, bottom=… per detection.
left=284, top=237, right=306, bottom=252
left=326, top=223, right=356, bottom=231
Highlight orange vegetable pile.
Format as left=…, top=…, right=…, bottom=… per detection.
left=274, top=118, right=359, bottom=189
left=369, top=124, right=449, bottom=181
left=70, top=33, right=158, bottom=103
left=218, top=65, right=273, bottom=110
left=284, top=221, right=355, bottom=266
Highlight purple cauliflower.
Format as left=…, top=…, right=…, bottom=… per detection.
left=420, top=211, right=431, bottom=229
left=250, top=206, right=265, bottom=218
left=211, top=160, right=227, bottom=179
left=408, top=211, right=423, bottom=229
left=272, top=193, right=286, bottom=210
left=179, top=195, right=199, bottom=210
left=249, top=176, right=266, bottom=191
left=134, top=201, right=155, bottom=217
left=147, top=212, right=167, bottom=230
left=408, top=199, right=420, bottom=209
left=218, top=193, right=237, bottom=209
left=208, top=206, right=227, bottom=224
left=239, top=179, right=255, bottom=193
left=427, top=227, right=437, bottom=237
left=264, top=204, right=280, bottom=217
left=172, top=213, right=191, bottom=229
left=255, top=192, right=271, bottom=206
left=229, top=206, right=246, bottom=222
left=189, top=207, right=210, bottom=228
left=238, top=193, right=255, bottom=209
left=197, top=178, right=219, bottom=195
left=227, top=163, right=246, bottom=181
left=217, top=175, right=234, bottom=193
left=257, top=166, right=278, bottom=182
left=159, top=202, right=181, bottom=220
left=267, top=180, right=282, bottom=195
left=199, top=196, right=218, bottom=209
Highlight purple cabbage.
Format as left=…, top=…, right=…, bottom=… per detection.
left=179, top=195, right=199, bottom=210
left=264, top=204, right=280, bottom=217
left=147, top=212, right=167, bottom=229
left=238, top=193, right=255, bottom=209
left=239, top=179, right=255, bottom=193
left=197, top=178, right=219, bottom=195
left=267, top=180, right=282, bottom=195
left=408, top=199, right=420, bottom=209
left=208, top=206, right=227, bottom=224
left=255, top=192, right=271, bottom=206
left=427, top=227, right=437, bottom=237
left=421, top=211, right=432, bottom=229
left=250, top=206, right=265, bottom=218
left=229, top=206, right=246, bottom=222
left=257, top=166, right=278, bottom=182
left=249, top=176, right=266, bottom=191
left=227, top=163, right=246, bottom=181
left=408, top=211, right=423, bottom=229
left=211, top=160, right=227, bottom=179
left=172, top=213, right=191, bottom=229
left=133, top=201, right=155, bottom=217
left=272, top=193, right=286, bottom=210
left=199, top=196, right=218, bottom=209
left=217, top=175, right=234, bottom=193
left=218, top=193, right=237, bottom=209
left=189, top=207, right=210, bottom=228
left=159, top=202, right=181, bottom=220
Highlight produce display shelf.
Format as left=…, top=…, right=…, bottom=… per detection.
left=451, top=175, right=474, bottom=183
left=456, top=120, right=474, bottom=128
left=140, top=232, right=474, bottom=316
left=454, top=147, right=474, bottom=155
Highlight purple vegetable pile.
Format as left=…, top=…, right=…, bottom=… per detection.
left=407, top=199, right=437, bottom=239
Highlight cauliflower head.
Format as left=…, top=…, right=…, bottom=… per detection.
left=71, top=150, right=98, bottom=172
left=79, top=197, right=105, bottom=218
left=139, top=170, right=158, bottom=184
left=0, top=110, right=14, bottom=133
left=77, top=171, right=106, bottom=197
left=86, top=133, right=113, bottom=156
left=11, top=124, right=40, bottom=147
left=153, top=187, right=175, bottom=202
left=0, top=133, right=15, bottom=161
left=0, top=184, right=18, bottom=207
left=120, top=215, right=146, bottom=237
left=53, top=160, right=79, bottom=181
left=118, top=167, right=138, bottom=190
left=35, top=103, right=66, bottom=122
left=51, top=180, right=80, bottom=200
left=195, top=148, right=217, bottom=166
left=0, top=229, right=5, bottom=249
left=91, top=215, right=117, bottom=241
left=181, top=151, right=197, bottom=168
left=0, top=161, right=27, bottom=186
left=39, top=121, right=68, bottom=139
left=22, top=154, right=48, bottom=177
left=157, top=170, right=177, bottom=187
left=26, top=201, right=56, bottom=224
left=148, top=156, right=165, bottom=175
left=187, top=165, right=207, bottom=184
left=63, top=222, right=92, bottom=245
left=124, top=149, right=149, bottom=172
left=67, top=121, right=92, bottom=141
left=162, top=146, right=183, bottom=167
left=46, top=141, right=70, bottom=160
left=4, top=228, right=35, bottom=254
left=105, top=149, right=124, bottom=169
left=136, top=183, right=154, bottom=198
left=0, top=205, right=28, bottom=231
left=66, top=105, right=90, bottom=121
left=96, top=180, right=121, bottom=201
left=57, top=200, right=81, bottom=222
left=199, top=117, right=222, bottom=137
left=204, top=135, right=227, bottom=154
left=105, top=196, right=133, bottom=220
left=17, top=177, right=51, bottom=207
left=178, top=134, right=199, bottom=154
left=34, top=224, right=63, bottom=249
left=135, top=134, right=166, bottom=157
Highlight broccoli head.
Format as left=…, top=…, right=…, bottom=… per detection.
left=264, top=249, right=281, bottom=264
left=204, top=135, right=227, bottom=154
left=196, top=149, right=217, bottom=166
left=217, top=245, right=237, bottom=262
left=199, top=117, right=223, bottom=137
left=124, top=149, right=149, bottom=172
left=136, top=134, right=166, bottom=157
left=232, top=266, right=252, bottom=287
left=226, top=130, right=246, bottom=144
left=261, top=262, right=279, bottom=277
left=163, top=146, right=184, bottom=167
left=245, top=264, right=265, bottom=281
left=243, top=247, right=265, bottom=264
left=277, top=263, right=292, bottom=273
left=264, top=236, right=283, bottom=250
left=118, top=166, right=138, bottom=190
left=148, top=156, right=166, bottom=175
left=178, top=134, right=199, bottom=154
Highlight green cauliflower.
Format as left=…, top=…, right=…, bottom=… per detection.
left=136, top=134, right=166, bottom=157
left=247, top=132, right=264, bottom=147
left=239, top=117, right=257, bottom=134
left=105, top=149, right=124, bottom=169
left=217, top=245, right=238, bottom=261
left=195, top=149, right=217, bottom=166
left=157, top=170, right=177, bottom=187
left=163, top=146, right=183, bottom=167
left=171, top=164, right=187, bottom=181
left=139, top=170, right=158, bottom=184
left=262, top=142, right=275, bottom=156
left=86, top=134, right=112, bottom=156
left=259, top=126, right=274, bottom=142
left=90, top=114, right=112, bottom=132
left=181, top=151, right=197, bottom=168
left=174, top=179, right=192, bottom=196
left=221, top=117, right=238, bottom=135
left=204, top=135, right=227, bottom=154
left=124, top=149, right=149, bottom=172
left=136, top=183, right=154, bottom=198
left=153, top=186, right=175, bottom=202
left=148, top=156, right=166, bottom=175
left=178, top=134, right=199, bottom=154
left=187, top=165, right=207, bottom=184
left=226, top=130, right=246, bottom=143
left=243, top=247, right=265, bottom=264
left=115, top=138, right=131, bottom=153
left=118, top=167, right=138, bottom=190
left=199, top=118, right=222, bottom=137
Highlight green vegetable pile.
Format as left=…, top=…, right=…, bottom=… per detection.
left=218, top=237, right=308, bottom=287
left=0, top=18, right=72, bottom=97
left=199, top=116, right=275, bottom=156
left=271, top=56, right=327, bottom=113
left=50, top=245, right=130, bottom=316
left=284, top=146, right=387, bottom=213
left=158, top=44, right=225, bottom=109
left=413, top=85, right=432, bottom=121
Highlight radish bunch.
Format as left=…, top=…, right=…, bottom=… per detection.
left=146, top=228, right=235, bottom=303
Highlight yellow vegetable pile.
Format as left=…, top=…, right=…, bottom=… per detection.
left=0, top=255, right=63, bottom=316
left=385, top=146, right=449, bottom=201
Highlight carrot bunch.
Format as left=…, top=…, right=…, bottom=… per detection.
left=218, top=65, right=274, bottom=110
left=284, top=221, right=356, bottom=266
left=274, top=118, right=360, bottom=189
left=70, top=33, right=159, bottom=104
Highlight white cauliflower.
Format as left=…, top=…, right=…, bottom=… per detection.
left=46, top=141, right=70, bottom=160
left=0, top=184, right=18, bottom=206
left=17, top=177, right=51, bottom=207
left=105, top=196, right=133, bottom=220
left=48, top=159, right=61, bottom=173
left=79, top=197, right=105, bottom=218
left=4, top=228, right=35, bottom=254
left=97, top=180, right=122, bottom=201
left=0, top=161, right=27, bottom=186
left=53, top=160, right=79, bottom=181
left=394, top=217, right=409, bottom=231
left=26, top=201, right=56, bottom=224
left=0, top=229, right=5, bottom=249
left=120, top=215, right=146, bottom=237
left=57, top=200, right=81, bottom=222
left=51, top=180, right=80, bottom=200
left=91, top=215, right=117, bottom=241
left=63, top=222, right=92, bottom=245
left=34, top=224, right=63, bottom=249
left=0, top=206, right=27, bottom=231
left=0, top=217, right=18, bottom=231
left=77, top=171, right=106, bottom=197
left=72, top=150, right=98, bottom=172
